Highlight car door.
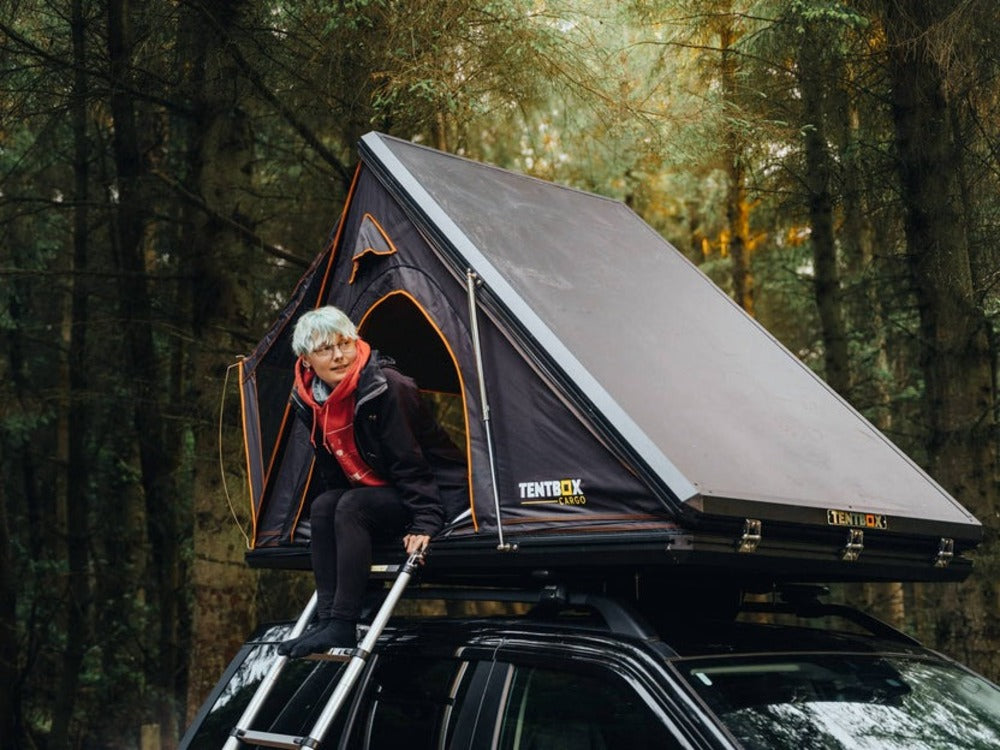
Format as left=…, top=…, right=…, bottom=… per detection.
left=338, top=646, right=480, bottom=750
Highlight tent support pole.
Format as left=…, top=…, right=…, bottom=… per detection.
left=466, top=270, right=515, bottom=552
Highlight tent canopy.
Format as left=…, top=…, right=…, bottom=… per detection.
left=238, top=132, right=981, bottom=584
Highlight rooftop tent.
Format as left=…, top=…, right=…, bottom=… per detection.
left=239, top=131, right=982, bottom=584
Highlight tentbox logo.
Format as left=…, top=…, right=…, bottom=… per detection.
left=518, top=478, right=587, bottom=506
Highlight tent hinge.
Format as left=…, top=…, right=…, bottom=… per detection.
left=841, top=528, right=864, bottom=561
left=737, top=519, right=762, bottom=553
left=933, top=537, right=955, bottom=568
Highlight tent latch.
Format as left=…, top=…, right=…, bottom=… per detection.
left=841, top=529, right=864, bottom=561
left=933, top=537, right=955, bottom=568
left=737, top=519, right=762, bottom=553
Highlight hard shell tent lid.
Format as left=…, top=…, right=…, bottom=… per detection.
left=239, top=131, right=981, bottom=584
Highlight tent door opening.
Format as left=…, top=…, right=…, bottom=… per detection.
left=358, top=291, right=466, bottom=450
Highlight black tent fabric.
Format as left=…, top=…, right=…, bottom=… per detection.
left=239, top=132, right=981, bottom=583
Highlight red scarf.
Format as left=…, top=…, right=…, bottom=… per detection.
left=295, top=338, right=388, bottom=487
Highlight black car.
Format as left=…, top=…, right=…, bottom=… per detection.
left=180, top=579, right=1000, bottom=750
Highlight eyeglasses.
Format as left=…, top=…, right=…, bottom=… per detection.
left=310, top=339, right=356, bottom=358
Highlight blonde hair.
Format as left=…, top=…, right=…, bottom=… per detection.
left=291, top=306, right=358, bottom=356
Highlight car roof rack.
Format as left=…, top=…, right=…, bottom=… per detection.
left=389, top=583, right=659, bottom=640
left=365, top=577, right=919, bottom=648
left=738, top=584, right=921, bottom=646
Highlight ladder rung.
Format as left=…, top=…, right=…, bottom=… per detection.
left=369, top=563, right=402, bottom=578
left=235, top=729, right=306, bottom=749
left=305, top=648, right=353, bottom=663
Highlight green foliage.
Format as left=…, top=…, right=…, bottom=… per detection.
left=787, top=0, right=868, bottom=31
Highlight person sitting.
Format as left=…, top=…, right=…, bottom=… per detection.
left=277, top=305, right=467, bottom=657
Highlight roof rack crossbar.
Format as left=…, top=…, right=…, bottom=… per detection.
left=395, top=584, right=657, bottom=639
left=740, top=601, right=920, bottom=646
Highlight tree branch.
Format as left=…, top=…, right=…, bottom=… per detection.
left=151, top=169, right=311, bottom=268
left=183, top=1, right=354, bottom=189
left=0, top=20, right=196, bottom=118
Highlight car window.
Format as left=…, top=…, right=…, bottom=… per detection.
left=681, top=653, right=1000, bottom=749
left=496, top=665, right=689, bottom=750
left=351, top=652, right=466, bottom=750
left=182, top=637, right=351, bottom=750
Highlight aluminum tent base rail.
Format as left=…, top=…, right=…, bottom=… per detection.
left=245, top=524, right=973, bottom=586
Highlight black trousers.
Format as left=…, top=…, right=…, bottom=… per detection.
left=310, top=486, right=408, bottom=621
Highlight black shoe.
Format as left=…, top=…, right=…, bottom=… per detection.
left=286, top=618, right=357, bottom=658
left=276, top=625, right=314, bottom=657
left=276, top=617, right=334, bottom=656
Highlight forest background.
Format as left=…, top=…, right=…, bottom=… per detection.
left=2, top=0, right=999, bottom=748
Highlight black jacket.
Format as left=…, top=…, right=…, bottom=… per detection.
left=292, top=353, right=467, bottom=537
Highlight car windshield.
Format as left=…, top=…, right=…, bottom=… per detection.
left=679, top=653, right=1000, bottom=749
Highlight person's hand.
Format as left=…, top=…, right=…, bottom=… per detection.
left=403, top=534, right=430, bottom=561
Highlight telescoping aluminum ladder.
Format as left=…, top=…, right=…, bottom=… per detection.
left=223, top=549, right=426, bottom=749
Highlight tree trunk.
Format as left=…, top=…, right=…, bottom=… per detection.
left=177, top=0, right=261, bottom=721
left=0, top=482, right=16, bottom=749
left=883, top=0, right=999, bottom=675
left=720, top=21, right=753, bottom=314
left=797, top=19, right=850, bottom=397
left=49, top=2, right=94, bottom=746
left=107, top=0, right=186, bottom=741
left=838, top=91, right=895, bottom=422
left=0, top=267, right=46, bottom=748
